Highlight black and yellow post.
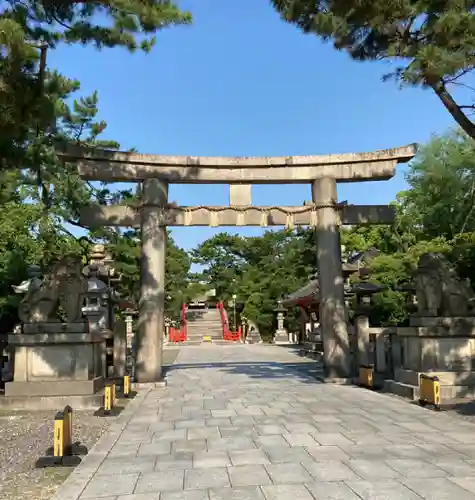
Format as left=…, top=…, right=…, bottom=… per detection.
left=419, top=374, right=441, bottom=410
left=358, top=365, right=374, bottom=389
left=123, top=374, right=130, bottom=397
left=35, top=407, right=87, bottom=468
left=95, top=382, right=124, bottom=417
left=118, top=373, right=136, bottom=399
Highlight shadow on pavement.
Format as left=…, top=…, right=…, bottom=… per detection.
left=163, top=361, right=324, bottom=384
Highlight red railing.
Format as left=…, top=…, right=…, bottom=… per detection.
left=217, top=300, right=242, bottom=341
left=169, top=304, right=188, bottom=343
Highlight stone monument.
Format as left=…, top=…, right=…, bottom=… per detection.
left=243, top=316, right=263, bottom=344
left=273, top=300, right=291, bottom=344
left=391, top=252, right=475, bottom=401
left=3, top=256, right=106, bottom=409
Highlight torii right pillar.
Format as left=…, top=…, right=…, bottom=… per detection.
left=312, top=177, right=351, bottom=380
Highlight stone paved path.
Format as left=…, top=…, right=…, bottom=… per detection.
left=54, top=344, right=475, bottom=500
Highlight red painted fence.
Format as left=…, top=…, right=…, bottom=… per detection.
left=169, top=303, right=188, bottom=343
left=217, top=301, right=242, bottom=341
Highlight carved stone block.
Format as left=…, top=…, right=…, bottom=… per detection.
left=229, top=184, right=252, bottom=206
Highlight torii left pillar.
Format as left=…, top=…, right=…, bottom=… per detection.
left=135, top=179, right=168, bottom=383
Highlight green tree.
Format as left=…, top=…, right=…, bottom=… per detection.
left=271, top=0, right=475, bottom=139
left=399, top=130, right=475, bottom=240
left=1, top=0, right=191, bottom=167
left=193, top=228, right=316, bottom=337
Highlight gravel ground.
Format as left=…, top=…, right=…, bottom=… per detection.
left=0, top=351, right=182, bottom=500
left=0, top=408, right=110, bottom=500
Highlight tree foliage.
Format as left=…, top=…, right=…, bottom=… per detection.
left=0, top=0, right=193, bottom=328
left=271, top=0, right=475, bottom=139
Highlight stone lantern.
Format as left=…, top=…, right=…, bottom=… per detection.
left=82, top=264, right=109, bottom=333
left=82, top=244, right=125, bottom=378
left=273, top=299, right=291, bottom=344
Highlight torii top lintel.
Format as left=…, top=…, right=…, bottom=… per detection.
left=61, top=143, right=417, bottom=184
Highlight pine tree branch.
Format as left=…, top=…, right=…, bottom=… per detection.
left=428, top=79, right=475, bottom=140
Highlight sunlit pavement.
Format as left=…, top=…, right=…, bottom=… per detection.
left=54, top=344, right=475, bottom=499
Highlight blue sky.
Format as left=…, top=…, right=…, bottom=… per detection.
left=50, top=0, right=457, bottom=251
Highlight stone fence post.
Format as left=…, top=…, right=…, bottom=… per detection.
left=355, top=315, right=370, bottom=367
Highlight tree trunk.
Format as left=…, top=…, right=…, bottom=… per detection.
left=430, top=81, right=475, bottom=140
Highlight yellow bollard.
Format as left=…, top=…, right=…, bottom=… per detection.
left=123, top=374, right=131, bottom=398
left=63, top=405, right=73, bottom=455
left=358, top=365, right=374, bottom=389
left=53, top=411, right=65, bottom=458
left=419, top=374, right=440, bottom=409
left=111, top=382, right=116, bottom=406
left=35, top=406, right=87, bottom=468
left=104, top=384, right=113, bottom=414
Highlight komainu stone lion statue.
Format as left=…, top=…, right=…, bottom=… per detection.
left=415, top=252, right=475, bottom=317
left=18, top=256, right=88, bottom=323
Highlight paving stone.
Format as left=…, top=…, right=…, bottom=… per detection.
left=155, top=452, right=193, bottom=471
left=209, top=486, right=265, bottom=500
left=229, top=449, right=270, bottom=466
left=149, top=422, right=175, bottom=432
left=172, top=439, right=208, bottom=453
left=303, top=460, right=360, bottom=482
left=260, top=484, right=314, bottom=499
left=153, top=429, right=188, bottom=442
left=134, top=470, right=185, bottom=494
left=305, top=481, right=362, bottom=499
left=385, top=445, right=434, bottom=459
left=206, top=418, right=233, bottom=427
left=345, top=479, right=423, bottom=499
left=342, top=433, right=393, bottom=446
left=207, top=436, right=256, bottom=451
left=219, top=426, right=256, bottom=437
left=52, top=345, right=475, bottom=500
left=311, top=433, right=355, bottom=446
left=283, top=432, right=319, bottom=447
left=430, top=459, right=475, bottom=476
left=193, top=450, right=232, bottom=468
left=445, top=445, right=475, bottom=459
left=255, top=425, right=286, bottom=435
left=283, top=423, right=318, bottom=433
left=117, top=494, right=160, bottom=500
left=345, top=459, right=403, bottom=480
left=254, top=435, right=289, bottom=448
left=265, top=463, right=314, bottom=484
left=228, top=464, right=271, bottom=487
left=449, top=477, right=475, bottom=495
left=231, top=416, right=256, bottom=426
left=185, top=467, right=231, bottom=490
left=385, top=458, right=448, bottom=478
left=160, top=491, right=209, bottom=500
left=108, top=444, right=141, bottom=458
left=402, top=477, right=475, bottom=499
left=80, top=473, right=139, bottom=498
left=306, top=445, right=351, bottom=462
left=137, top=441, right=172, bottom=456
left=96, top=456, right=156, bottom=476
left=342, top=445, right=393, bottom=460
left=188, top=427, right=221, bottom=439
left=175, top=420, right=207, bottom=429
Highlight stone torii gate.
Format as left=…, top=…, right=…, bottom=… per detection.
left=62, top=143, right=416, bottom=383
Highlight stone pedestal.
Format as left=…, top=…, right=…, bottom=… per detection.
left=246, top=327, right=263, bottom=344
left=273, top=329, right=291, bottom=344
left=387, top=316, right=475, bottom=402
left=3, top=322, right=106, bottom=409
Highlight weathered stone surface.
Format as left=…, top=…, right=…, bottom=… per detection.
left=48, top=345, right=475, bottom=500
left=415, top=252, right=475, bottom=317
